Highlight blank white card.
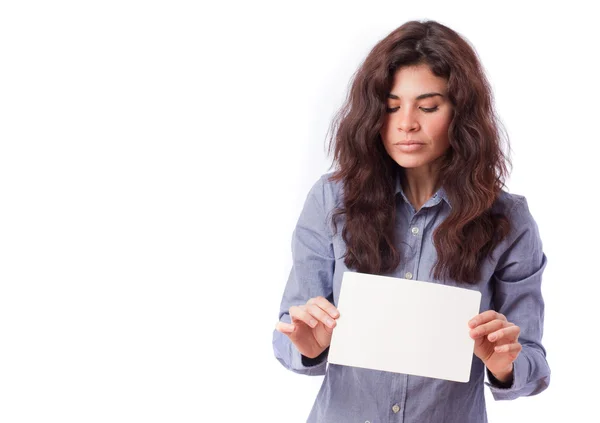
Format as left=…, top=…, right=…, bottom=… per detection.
left=328, top=272, right=482, bottom=383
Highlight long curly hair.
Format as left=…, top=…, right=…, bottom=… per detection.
left=325, top=20, right=512, bottom=284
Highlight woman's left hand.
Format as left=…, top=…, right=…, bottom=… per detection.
left=469, top=310, right=522, bottom=382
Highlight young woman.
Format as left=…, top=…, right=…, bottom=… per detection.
left=273, top=20, right=550, bottom=423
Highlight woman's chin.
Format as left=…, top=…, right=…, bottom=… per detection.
left=392, top=157, right=427, bottom=169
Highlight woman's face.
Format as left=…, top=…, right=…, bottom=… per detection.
left=380, top=64, right=454, bottom=170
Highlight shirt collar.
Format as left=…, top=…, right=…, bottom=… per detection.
left=394, top=167, right=452, bottom=209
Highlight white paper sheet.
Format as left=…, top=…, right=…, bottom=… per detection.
left=327, top=271, right=482, bottom=383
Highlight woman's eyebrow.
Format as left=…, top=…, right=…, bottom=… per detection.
left=387, top=92, right=444, bottom=100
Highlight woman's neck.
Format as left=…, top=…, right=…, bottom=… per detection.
left=401, top=166, right=441, bottom=211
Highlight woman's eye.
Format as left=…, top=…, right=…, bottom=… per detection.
left=385, top=106, right=439, bottom=113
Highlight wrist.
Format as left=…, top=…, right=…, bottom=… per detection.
left=490, top=363, right=514, bottom=384
left=301, top=346, right=329, bottom=367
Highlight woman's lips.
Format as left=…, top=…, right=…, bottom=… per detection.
left=395, top=142, right=425, bottom=152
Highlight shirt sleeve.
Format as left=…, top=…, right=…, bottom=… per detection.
left=485, top=196, right=551, bottom=400
left=272, top=175, right=335, bottom=376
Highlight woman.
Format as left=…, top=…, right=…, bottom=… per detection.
left=273, top=20, right=550, bottom=423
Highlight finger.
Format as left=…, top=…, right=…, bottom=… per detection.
left=469, top=310, right=507, bottom=328
left=289, top=305, right=318, bottom=328
left=275, top=321, right=296, bottom=334
left=494, top=342, right=522, bottom=355
left=308, top=296, right=340, bottom=319
left=470, top=319, right=507, bottom=339
left=306, top=303, right=337, bottom=328
left=487, top=325, right=520, bottom=343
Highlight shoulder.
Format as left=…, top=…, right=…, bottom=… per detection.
left=492, top=189, right=524, bottom=216
left=300, top=173, right=344, bottom=236
left=308, top=171, right=343, bottom=211
left=491, top=189, right=536, bottom=228
left=490, top=189, right=543, bottom=259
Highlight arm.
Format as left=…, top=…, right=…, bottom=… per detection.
left=272, top=175, right=335, bottom=376
left=485, top=196, right=551, bottom=400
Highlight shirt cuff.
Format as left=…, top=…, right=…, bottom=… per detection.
left=290, top=343, right=329, bottom=375
left=486, top=365, right=514, bottom=389
left=484, top=351, right=530, bottom=400
left=301, top=346, right=329, bottom=367
left=274, top=314, right=329, bottom=376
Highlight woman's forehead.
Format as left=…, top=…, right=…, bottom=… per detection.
left=389, top=66, right=448, bottom=99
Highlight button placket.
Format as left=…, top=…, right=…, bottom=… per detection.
left=405, top=219, right=419, bottom=281
left=408, top=209, right=429, bottom=282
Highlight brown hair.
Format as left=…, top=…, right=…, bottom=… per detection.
left=326, top=20, right=512, bottom=284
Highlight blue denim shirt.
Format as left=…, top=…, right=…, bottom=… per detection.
left=273, top=170, right=550, bottom=423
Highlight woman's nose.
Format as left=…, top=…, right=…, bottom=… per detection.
left=395, top=109, right=420, bottom=133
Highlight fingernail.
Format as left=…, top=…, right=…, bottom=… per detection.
left=326, top=318, right=334, bottom=327
left=310, top=319, right=317, bottom=327
left=469, top=320, right=476, bottom=328
left=489, top=334, right=497, bottom=341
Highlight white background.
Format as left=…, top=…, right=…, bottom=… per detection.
left=0, top=1, right=597, bottom=422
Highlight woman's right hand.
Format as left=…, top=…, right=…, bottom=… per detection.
left=275, top=296, right=340, bottom=359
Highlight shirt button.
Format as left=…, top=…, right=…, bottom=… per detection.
left=411, top=226, right=419, bottom=235
left=405, top=272, right=413, bottom=279
left=392, top=404, right=400, bottom=413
